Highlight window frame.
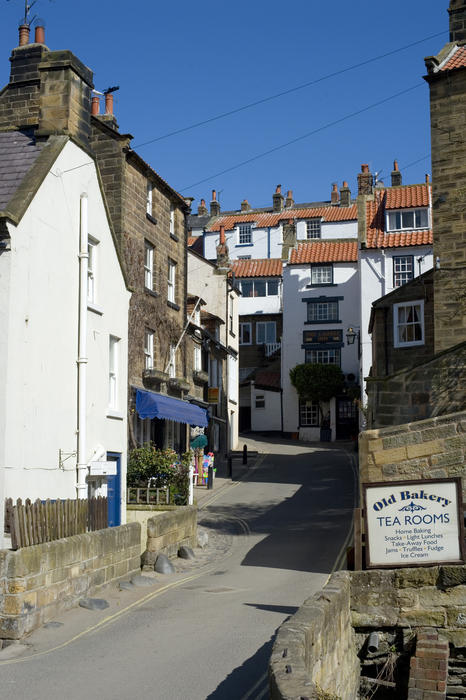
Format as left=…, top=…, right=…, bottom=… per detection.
left=256, top=321, right=277, bottom=345
left=144, top=240, right=154, bottom=290
left=255, top=394, right=265, bottom=409
left=193, top=344, right=202, bottom=371
left=393, top=255, right=414, bottom=288
left=299, top=399, right=320, bottom=426
left=393, top=300, right=425, bottom=348
left=306, top=299, right=339, bottom=323
left=238, top=224, right=252, bottom=245
left=108, top=335, right=119, bottom=409
left=169, top=205, right=175, bottom=237
left=144, top=329, right=154, bottom=370
left=305, top=348, right=341, bottom=365
left=87, top=237, right=98, bottom=304
left=239, top=322, right=252, bottom=345
left=146, top=181, right=153, bottom=216
left=168, top=259, right=176, bottom=303
left=306, top=219, right=322, bottom=240
left=386, top=208, right=429, bottom=232
left=168, top=344, right=176, bottom=378
left=310, top=265, right=334, bottom=286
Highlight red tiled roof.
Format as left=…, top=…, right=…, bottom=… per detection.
left=231, top=258, right=282, bottom=278
left=209, top=205, right=357, bottom=232
left=188, top=236, right=199, bottom=246
left=365, top=185, right=433, bottom=248
left=441, top=45, right=466, bottom=71
left=289, top=240, right=358, bottom=264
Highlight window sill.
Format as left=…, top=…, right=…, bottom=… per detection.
left=304, top=320, right=341, bottom=325
left=146, top=213, right=157, bottom=225
left=145, top=288, right=159, bottom=299
left=170, top=233, right=179, bottom=242
left=394, top=341, right=425, bottom=349
left=87, top=302, right=103, bottom=315
left=107, top=410, right=124, bottom=420
left=235, top=243, right=253, bottom=247
left=305, top=283, right=337, bottom=288
left=167, top=300, right=180, bottom=311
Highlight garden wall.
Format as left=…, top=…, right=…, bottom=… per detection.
left=0, top=523, right=141, bottom=640
left=126, top=505, right=197, bottom=555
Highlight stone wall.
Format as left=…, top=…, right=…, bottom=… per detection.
left=127, top=505, right=197, bottom=556
left=359, top=410, right=466, bottom=502
left=0, top=523, right=141, bottom=640
left=269, top=571, right=360, bottom=700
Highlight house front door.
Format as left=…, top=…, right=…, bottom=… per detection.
left=106, top=452, right=121, bottom=527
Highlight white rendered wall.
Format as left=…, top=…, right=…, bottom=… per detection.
left=204, top=225, right=283, bottom=261
left=281, top=262, right=359, bottom=438
left=296, top=220, right=358, bottom=240
left=1, top=141, right=129, bottom=506
left=251, top=386, right=282, bottom=431
left=237, top=281, right=282, bottom=315
left=359, top=246, right=433, bottom=404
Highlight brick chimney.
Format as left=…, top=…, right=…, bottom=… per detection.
left=0, top=27, right=94, bottom=147
left=340, top=181, right=351, bottom=207
left=210, top=189, right=220, bottom=217
left=449, top=0, right=466, bottom=42
left=391, top=160, right=402, bottom=187
left=273, top=184, right=284, bottom=212
left=216, top=225, right=229, bottom=268
left=281, top=219, right=296, bottom=262
left=285, top=190, right=294, bottom=208
left=241, top=199, right=250, bottom=212
left=358, top=164, right=373, bottom=196
left=198, top=198, right=208, bottom=216
left=331, top=182, right=340, bottom=205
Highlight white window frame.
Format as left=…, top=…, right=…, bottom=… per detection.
left=307, top=300, right=339, bottom=322
left=144, top=240, right=154, bottom=290
left=386, top=208, right=429, bottom=232
left=311, top=265, right=333, bottom=285
left=393, top=255, right=414, bottom=288
left=256, top=321, right=276, bottom=345
left=255, top=394, right=265, bottom=409
left=168, top=260, right=176, bottom=303
left=146, top=181, right=153, bottom=215
left=108, top=335, right=119, bottom=409
left=305, top=348, right=341, bottom=365
left=239, top=322, right=252, bottom=345
left=169, top=344, right=176, bottom=378
left=144, top=329, right=154, bottom=369
left=299, top=400, right=320, bottom=426
left=194, top=344, right=202, bottom=371
left=87, top=238, right=98, bottom=303
left=169, top=205, right=175, bottom=237
left=306, top=219, right=322, bottom=239
left=393, top=300, right=425, bottom=348
left=238, top=224, right=252, bottom=245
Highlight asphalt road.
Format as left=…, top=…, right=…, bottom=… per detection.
left=1, top=437, right=357, bottom=700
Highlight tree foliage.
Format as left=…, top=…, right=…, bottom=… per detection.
left=289, top=363, right=345, bottom=402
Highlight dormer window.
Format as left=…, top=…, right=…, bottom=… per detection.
left=387, top=208, right=429, bottom=232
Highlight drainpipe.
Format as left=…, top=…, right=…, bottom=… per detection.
left=267, top=226, right=271, bottom=259
left=77, top=193, right=88, bottom=499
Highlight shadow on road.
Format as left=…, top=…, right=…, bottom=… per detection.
left=205, top=635, right=274, bottom=700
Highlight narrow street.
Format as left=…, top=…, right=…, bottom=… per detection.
left=1, top=437, right=357, bottom=700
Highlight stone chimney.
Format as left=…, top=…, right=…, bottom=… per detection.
left=198, top=198, right=208, bottom=216
left=331, top=183, right=340, bottom=205
left=358, top=164, right=373, bottom=196
left=285, top=190, right=294, bottom=208
left=391, top=160, right=402, bottom=187
left=273, top=184, right=284, bottom=212
left=449, top=0, right=466, bottom=42
left=216, top=225, right=229, bottom=268
left=281, top=219, right=296, bottom=262
left=0, top=25, right=94, bottom=147
left=241, top=199, right=250, bottom=212
left=340, top=181, right=351, bottom=207
left=210, top=189, right=220, bottom=217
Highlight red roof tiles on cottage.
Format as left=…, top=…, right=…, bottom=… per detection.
left=231, top=258, right=283, bottom=278
left=209, top=205, right=357, bottom=232
left=289, top=240, right=358, bottom=264
left=365, top=185, right=433, bottom=249
left=441, top=45, right=466, bottom=71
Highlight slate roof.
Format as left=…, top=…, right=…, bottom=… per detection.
left=254, top=370, right=281, bottom=391
left=208, top=204, right=357, bottom=232
left=0, top=130, right=46, bottom=211
left=188, top=214, right=210, bottom=231
left=231, top=258, right=283, bottom=278
left=289, top=240, right=358, bottom=265
left=365, top=184, right=433, bottom=249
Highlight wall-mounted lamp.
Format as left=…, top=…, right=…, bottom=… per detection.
left=346, top=326, right=361, bottom=359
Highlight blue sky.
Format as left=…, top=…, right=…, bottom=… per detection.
left=0, top=0, right=449, bottom=211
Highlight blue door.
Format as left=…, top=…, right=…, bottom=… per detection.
left=106, top=452, right=121, bottom=527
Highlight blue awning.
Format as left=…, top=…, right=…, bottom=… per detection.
left=135, top=389, right=209, bottom=427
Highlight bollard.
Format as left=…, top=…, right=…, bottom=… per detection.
left=207, top=466, right=214, bottom=490
left=242, top=444, right=248, bottom=465
left=227, top=454, right=233, bottom=479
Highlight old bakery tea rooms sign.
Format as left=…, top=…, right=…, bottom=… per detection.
left=364, top=479, right=464, bottom=567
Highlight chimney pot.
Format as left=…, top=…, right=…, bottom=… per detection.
left=331, top=182, right=340, bottom=204
left=219, top=225, right=226, bottom=245
left=18, top=24, right=30, bottom=46
left=361, top=164, right=369, bottom=173
left=285, top=189, right=294, bottom=208
left=275, top=184, right=281, bottom=194
left=212, top=189, right=217, bottom=201
left=391, top=159, right=402, bottom=187
left=34, top=24, right=45, bottom=44
left=201, top=199, right=205, bottom=206
left=210, top=190, right=220, bottom=216
left=425, top=173, right=430, bottom=184
left=241, top=199, right=250, bottom=212
left=393, top=159, right=399, bottom=171
left=358, top=164, right=373, bottom=195
left=91, top=96, right=100, bottom=116
left=340, top=181, right=351, bottom=207
left=105, top=92, right=114, bottom=115
left=273, top=185, right=284, bottom=212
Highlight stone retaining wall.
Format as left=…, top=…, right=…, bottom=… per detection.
left=269, top=571, right=360, bottom=700
left=0, top=522, right=141, bottom=640
left=359, top=410, right=466, bottom=502
left=143, top=505, right=197, bottom=558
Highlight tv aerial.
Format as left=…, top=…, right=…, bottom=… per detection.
left=6, top=0, right=53, bottom=26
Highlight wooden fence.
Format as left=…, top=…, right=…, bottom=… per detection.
left=4, top=497, right=108, bottom=550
